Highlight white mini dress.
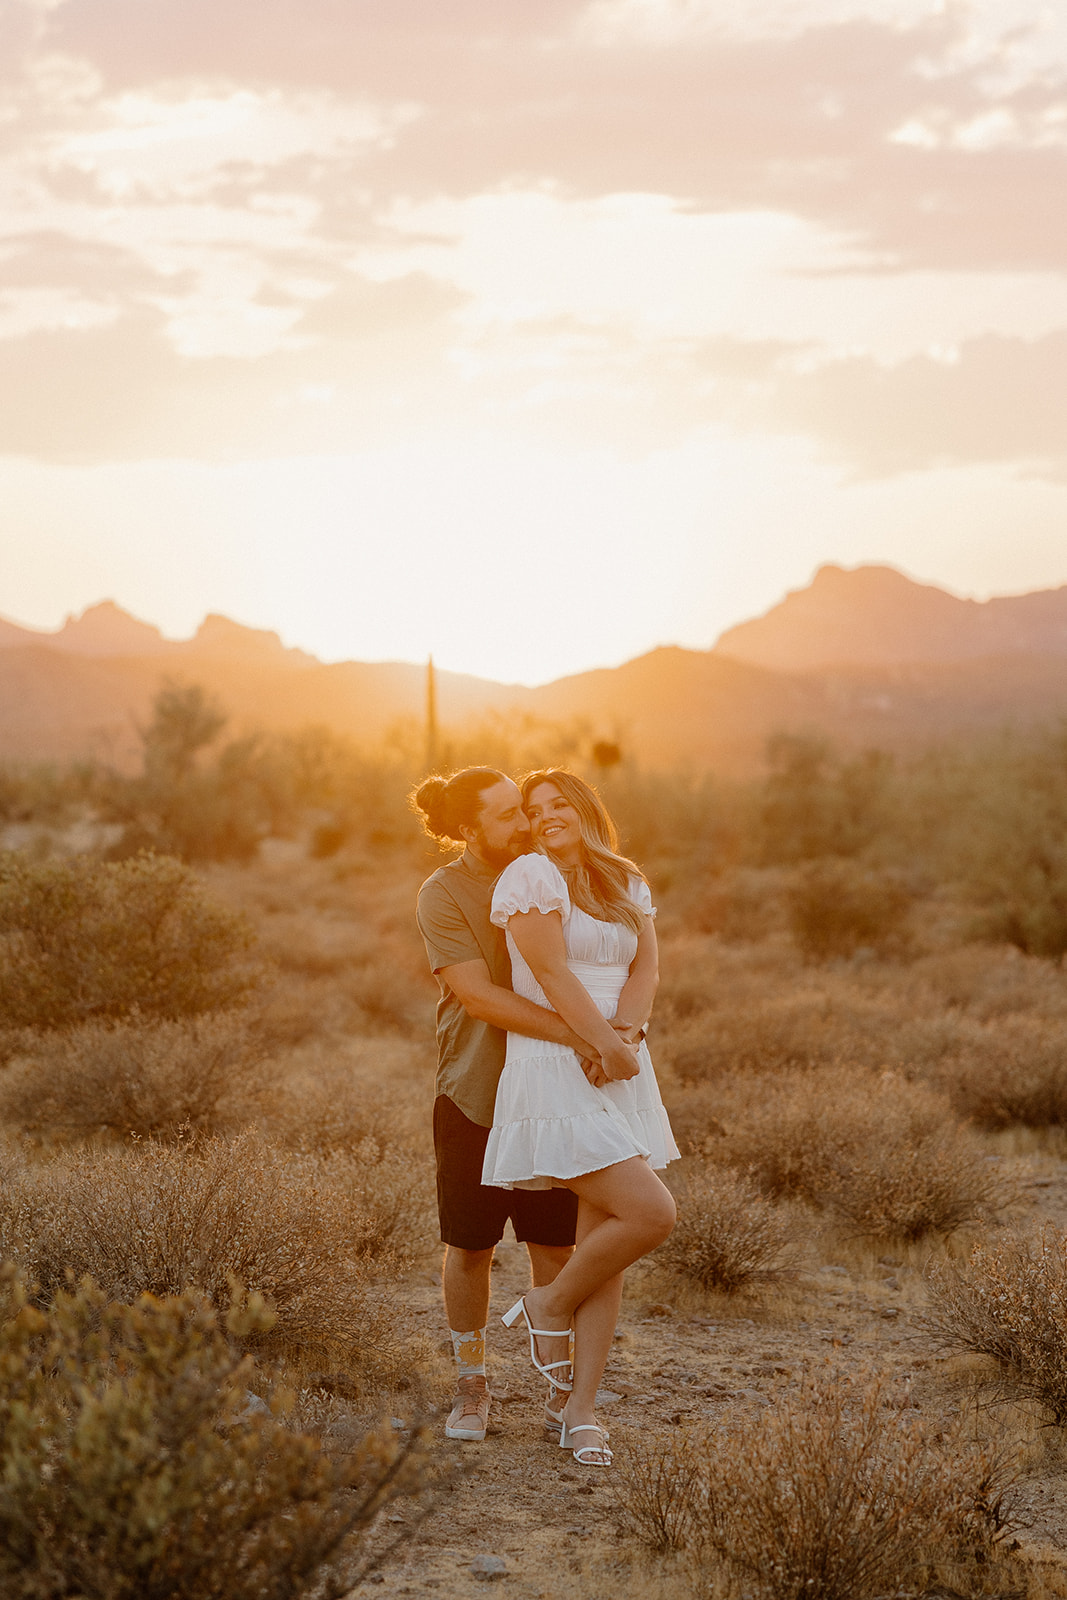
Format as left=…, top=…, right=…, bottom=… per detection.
left=481, top=853, right=680, bottom=1191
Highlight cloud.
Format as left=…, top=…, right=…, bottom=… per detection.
left=0, top=0, right=1064, bottom=475
left=760, top=330, right=1067, bottom=476
left=25, top=4, right=1067, bottom=272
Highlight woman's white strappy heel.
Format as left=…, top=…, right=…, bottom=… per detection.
left=501, top=1297, right=573, bottom=1391
left=559, top=1419, right=613, bottom=1467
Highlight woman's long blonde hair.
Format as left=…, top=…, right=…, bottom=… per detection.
left=520, top=769, right=646, bottom=935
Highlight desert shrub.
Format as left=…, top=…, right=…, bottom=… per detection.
left=612, top=1428, right=708, bottom=1554
left=0, top=1132, right=419, bottom=1376
left=0, top=1014, right=275, bottom=1139
left=684, top=866, right=786, bottom=941
left=704, top=1372, right=1013, bottom=1600
left=657, top=1165, right=796, bottom=1293
left=614, top=1373, right=1014, bottom=1599
left=758, top=737, right=894, bottom=865
left=0, top=852, right=260, bottom=1032
left=786, top=857, right=913, bottom=961
left=716, top=1070, right=1003, bottom=1240
left=0, top=1265, right=427, bottom=1600
left=926, top=1227, right=1067, bottom=1424
left=938, top=1016, right=1067, bottom=1130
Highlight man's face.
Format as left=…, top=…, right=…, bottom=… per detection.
left=464, top=778, right=530, bottom=870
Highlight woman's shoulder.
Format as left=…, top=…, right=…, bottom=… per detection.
left=627, top=873, right=656, bottom=918
left=490, top=853, right=570, bottom=925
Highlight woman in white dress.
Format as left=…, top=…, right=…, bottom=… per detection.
left=482, top=769, right=679, bottom=1466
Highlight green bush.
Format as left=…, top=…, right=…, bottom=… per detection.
left=0, top=851, right=260, bottom=1031
left=0, top=1266, right=426, bottom=1600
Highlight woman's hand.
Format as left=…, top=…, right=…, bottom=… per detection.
left=610, top=1018, right=646, bottom=1046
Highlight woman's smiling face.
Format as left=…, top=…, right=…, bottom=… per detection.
left=526, top=781, right=583, bottom=865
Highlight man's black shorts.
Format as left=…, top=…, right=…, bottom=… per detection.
left=434, top=1094, right=578, bottom=1251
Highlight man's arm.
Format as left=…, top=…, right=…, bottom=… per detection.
left=439, top=957, right=595, bottom=1055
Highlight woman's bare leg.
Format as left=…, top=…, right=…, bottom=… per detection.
left=520, top=1157, right=675, bottom=1368
left=566, top=1196, right=624, bottom=1430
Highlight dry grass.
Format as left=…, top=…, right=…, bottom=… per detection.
left=0, top=1131, right=429, bottom=1385
left=614, top=1372, right=1017, bottom=1600
left=657, top=1164, right=798, bottom=1293
left=926, top=1227, right=1067, bottom=1424
left=0, top=1013, right=276, bottom=1139
left=708, top=1068, right=1007, bottom=1240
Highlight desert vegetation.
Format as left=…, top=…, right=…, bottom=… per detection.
left=4, top=687, right=1067, bottom=1593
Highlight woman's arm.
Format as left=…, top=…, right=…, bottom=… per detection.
left=507, top=908, right=640, bottom=1082
left=611, top=918, right=660, bottom=1044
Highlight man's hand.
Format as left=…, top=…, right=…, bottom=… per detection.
left=581, top=1053, right=609, bottom=1089
left=601, top=1034, right=640, bottom=1082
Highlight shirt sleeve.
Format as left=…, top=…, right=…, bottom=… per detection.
left=417, top=877, right=485, bottom=973
left=630, top=875, right=657, bottom=920
left=490, top=854, right=571, bottom=927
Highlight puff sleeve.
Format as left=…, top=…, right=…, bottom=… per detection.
left=490, top=854, right=571, bottom=927
left=630, top=876, right=656, bottom=919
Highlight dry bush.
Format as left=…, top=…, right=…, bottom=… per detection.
left=612, top=1428, right=708, bottom=1553
left=704, top=1372, right=1014, bottom=1600
left=937, top=1016, right=1067, bottom=1130
left=686, top=867, right=787, bottom=942
left=0, top=1014, right=275, bottom=1139
left=655, top=937, right=980, bottom=1086
left=926, top=1228, right=1067, bottom=1424
left=786, top=857, right=913, bottom=962
left=899, top=944, right=1067, bottom=1025
left=656, top=1165, right=797, bottom=1293
left=0, top=1265, right=429, bottom=1600
left=615, top=1373, right=1016, bottom=1600
left=0, top=851, right=260, bottom=1032
left=714, top=1069, right=1004, bottom=1240
left=0, top=1132, right=424, bottom=1379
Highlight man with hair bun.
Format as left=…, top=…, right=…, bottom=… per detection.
left=413, top=767, right=589, bottom=1443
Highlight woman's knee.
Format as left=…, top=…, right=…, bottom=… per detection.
left=644, top=1186, right=676, bottom=1246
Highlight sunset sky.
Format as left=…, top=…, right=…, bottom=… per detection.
left=3, top=0, right=1066, bottom=683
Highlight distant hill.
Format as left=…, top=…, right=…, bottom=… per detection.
left=3, top=574, right=1067, bottom=773
left=714, top=564, right=1067, bottom=671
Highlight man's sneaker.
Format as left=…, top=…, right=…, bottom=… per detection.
left=445, top=1375, right=490, bottom=1441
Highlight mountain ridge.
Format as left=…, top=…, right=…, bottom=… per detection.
left=4, top=569, right=1067, bottom=773
left=714, top=563, right=1067, bottom=671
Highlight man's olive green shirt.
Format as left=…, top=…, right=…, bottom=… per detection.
left=416, top=852, right=510, bottom=1128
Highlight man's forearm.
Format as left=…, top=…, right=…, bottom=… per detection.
left=471, top=987, right=592, bottom=1054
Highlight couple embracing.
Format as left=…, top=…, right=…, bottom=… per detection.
left=414, top=767, right=679, bottom=1469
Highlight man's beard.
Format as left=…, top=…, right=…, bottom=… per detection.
left=478, top=833, right=528, bottom=871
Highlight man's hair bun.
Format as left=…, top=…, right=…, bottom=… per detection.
left=410, top=767, right=508, bottom=846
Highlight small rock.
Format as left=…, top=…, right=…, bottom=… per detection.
left=819, top=1265, right=848, bottom=1277
left=740, top=1389, right=772, bottom=1407
left=878, top=1256, right=903, bottom=1267
left=390, top=1417, right=406, bottom=1430
left=646, top=1302, right=674, bottom=1317
left=595, top=1389, right=622, bottom=1404
left=470, top=1554, right=508, bottom=1580
left=881, top=1307, right=900, bottom=1319
left=241, top=1391, right=270, bottom=1418
left=883, top=1277, right=901, bottom=1292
